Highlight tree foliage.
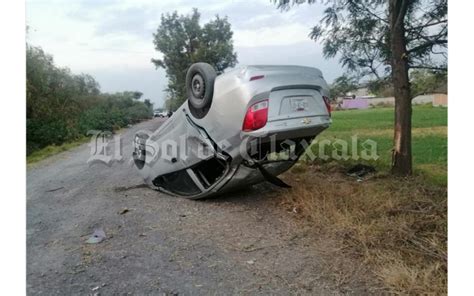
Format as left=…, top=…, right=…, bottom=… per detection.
left=367, top=78, right=394, bottom=97
left=329, top=75, right=358, bottom=98
left=152, top=8, right=238, bottom=110
left=274, top=0, right=447, bottom=175
left=410, top=69, right=447, bottom=96
left=27, top=45, right=153, bottom=154
left=366, top=69, right=447, bottom=97
left=276, top=0, right=447, bottom=81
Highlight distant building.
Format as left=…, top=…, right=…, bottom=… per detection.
left=346, top=87, right=375, bottom=99
left=335, top=86, right=376, bottom=110
left=366, top=93, right=447, bottom=108
left=412, top=93, right=448, bottom=107
left=335, top=85, right=447, bottom=110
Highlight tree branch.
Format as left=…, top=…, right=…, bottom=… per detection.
left=362, top=45, right=381, bottom=80
left=409, top=65, right=447, bottom=71
left=407, top=19, right=447, bottom=31
left=350, top=0, right=388, bottom=24
left=407, top=22, right=447, bottom=43
left=407, top=39, right=447, bottom=54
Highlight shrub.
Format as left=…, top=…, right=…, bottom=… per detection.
left=26, top=45, right=153, bottom=155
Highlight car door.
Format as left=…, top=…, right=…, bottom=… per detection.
left=137, top=109, right=232, bottom=197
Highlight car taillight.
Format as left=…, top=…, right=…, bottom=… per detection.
left=242, top=100, right=268, bottom=131
left=322, top=96, right=331, bottom=116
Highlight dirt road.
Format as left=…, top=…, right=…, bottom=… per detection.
left=27, top=118, right=343, bottom=295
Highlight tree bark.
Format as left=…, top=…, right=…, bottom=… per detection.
left=389, top=0, right=412, bottom=175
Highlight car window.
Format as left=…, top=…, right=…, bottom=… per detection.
left=191, top=157, right=228, bottom=189
left=152, top=169, right=201, bottom=196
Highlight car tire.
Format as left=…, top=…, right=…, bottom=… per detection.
left=186, top=63, right=216, bottom=119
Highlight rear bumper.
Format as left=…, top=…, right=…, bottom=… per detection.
left=242, top=114, right=330, bottom=141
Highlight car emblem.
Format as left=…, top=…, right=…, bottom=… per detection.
left=301, top=118, right=312, bottom=125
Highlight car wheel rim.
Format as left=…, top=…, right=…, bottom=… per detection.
left=191, top=74, right=205, bottom=99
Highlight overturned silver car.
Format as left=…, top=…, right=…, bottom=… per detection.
left=133, top=63, right=332, bottom=199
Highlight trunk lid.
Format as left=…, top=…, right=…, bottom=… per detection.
left=267, top=87, right=329, bottom=122
left=240, top=65, right=330, bottom=121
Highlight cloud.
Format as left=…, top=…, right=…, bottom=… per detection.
left=234, top=23, right=312, bottom=47
left=236, top=41, right=343, bottom=82
left=90, top=66, right=168, bottom=106
left=26, top=0, right=341, bottom=108
left=198, top=1, right=326, bottom=47
left=94, top=8, right=155, bottom=38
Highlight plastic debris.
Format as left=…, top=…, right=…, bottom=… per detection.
left=86, top=228, right=106, bottom=244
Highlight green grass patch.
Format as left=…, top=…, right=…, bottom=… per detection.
left=27, top=136, right=89, bottom=164
left=308, top=105, right=447, bottom=186
left=329, top=105, right=447, bottom=132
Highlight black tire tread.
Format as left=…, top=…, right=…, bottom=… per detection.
left=186, top=63, right=216, bottom=119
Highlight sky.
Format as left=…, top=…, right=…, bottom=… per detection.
left=26, top=0, right=344, bottom=108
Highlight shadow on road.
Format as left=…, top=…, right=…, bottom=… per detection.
left=200, top=182, right=284, bottom=205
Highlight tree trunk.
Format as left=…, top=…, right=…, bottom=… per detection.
left=389, top=0, right=412, bottom=176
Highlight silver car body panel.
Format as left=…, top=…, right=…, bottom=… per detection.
left=134, top=65, right=331, bottom=199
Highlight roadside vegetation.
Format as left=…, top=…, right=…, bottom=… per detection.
left=281, top=105, right=447, bottom=294
left=27, top=45, right=153, bottom=157
left=152, top=8, right=237, bottom=111
left=27, top=136, right=89, bottom=164
left=310, top=105, right=447, bottom=185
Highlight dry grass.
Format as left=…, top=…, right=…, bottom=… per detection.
left=332, top=126, right=447, bottom=138
left=280, top=162, right=447, bottom=295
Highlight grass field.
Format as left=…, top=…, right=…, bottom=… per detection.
left=281, top=105, right=447, bottom=294
left=308, top=104, right=447, bottom=185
